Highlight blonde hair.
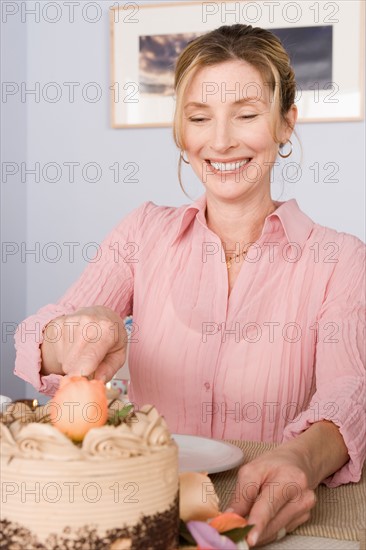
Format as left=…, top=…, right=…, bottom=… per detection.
left=173, top=24, right=297, bottom=194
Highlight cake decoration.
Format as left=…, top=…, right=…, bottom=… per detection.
left=179, top=471, right=220, bottom=522
left=178, top=474, right=252, bottom=549
left=48, top=375, right=109, bottom=441
left=0, top=378, right=179, bottom=549
left=1, top=402, right=172, bottom=462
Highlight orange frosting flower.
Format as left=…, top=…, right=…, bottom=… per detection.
left=209, top=512, right=248, bottom=533
left=48, top=376, right=108, bottom=442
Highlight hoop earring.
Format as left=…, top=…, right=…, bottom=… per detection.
left=180, top=150, right=190, bottom=164
left=278, top=140, right=293, bottom=158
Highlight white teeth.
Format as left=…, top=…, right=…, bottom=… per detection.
left=209, top=159, right=250, bottom=171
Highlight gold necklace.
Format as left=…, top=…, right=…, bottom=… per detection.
left=225, top=245, right=251, bottom=269
left=222, top=204, right=277, bottom=269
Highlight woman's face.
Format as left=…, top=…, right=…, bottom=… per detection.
left=182, top=60, right=296, bottom=203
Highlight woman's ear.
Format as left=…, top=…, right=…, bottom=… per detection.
left=283, top=104, right=298, bottom=141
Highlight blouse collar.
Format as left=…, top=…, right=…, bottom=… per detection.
left=170, top=194, right=314, bottom=248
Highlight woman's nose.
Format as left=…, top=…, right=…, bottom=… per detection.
left=208, top=121, right=239, bottom=153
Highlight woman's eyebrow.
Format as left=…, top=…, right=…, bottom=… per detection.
left=184, top=101, right=210, bottom=110
left=184, top=97, right=265, bottom=109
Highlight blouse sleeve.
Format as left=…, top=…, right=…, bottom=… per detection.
left=282, top=234, right=366, bottom=487
left=14, top=201, right=154, bottom=396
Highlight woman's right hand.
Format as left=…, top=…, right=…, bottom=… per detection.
left=40, top=306, right=128, bottom=382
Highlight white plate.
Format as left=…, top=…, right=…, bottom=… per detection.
left=0, top=395, right=12, bottom=413
left=172, top=434, right=244, bottom=474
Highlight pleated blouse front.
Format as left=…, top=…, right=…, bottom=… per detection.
left=14, top=195, right=366, bottom=486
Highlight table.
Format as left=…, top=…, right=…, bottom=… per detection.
left=208, top=440, right=366, bottom=550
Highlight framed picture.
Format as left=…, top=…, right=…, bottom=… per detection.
left=110, top=0, right=364, bottom=127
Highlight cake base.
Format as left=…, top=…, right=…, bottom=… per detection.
left=0, top=494, right=179, bottom=550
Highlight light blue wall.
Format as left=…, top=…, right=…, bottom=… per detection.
left=1, top=1, right=364, bottom=400
left=1, top=7, right=27, bottom=399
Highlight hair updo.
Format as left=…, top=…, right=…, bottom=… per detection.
left=173, top=24, right=297, bottom=156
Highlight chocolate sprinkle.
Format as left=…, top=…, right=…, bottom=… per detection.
left=0, top=494, right=179, bottom=550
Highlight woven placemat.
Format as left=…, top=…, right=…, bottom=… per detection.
left=209, top=440, right=366, bottom=542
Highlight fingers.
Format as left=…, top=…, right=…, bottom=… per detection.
left=93, top=348, right=126, bottom=382
left=287, top=511, right=312, bottom=533
left=64, top=345, right=125, bottom=380
left=228, top=460, right=287, bottom=520
left=61, top=313, right=127, bottom=378
left=228, top=460, right=315, bottom=548
left=63, top=347, right=107, bottom=378
left=250, top=490, right=315, bottom=546
left=245, top=477, right=288, bottom=546
left=229, top=469, right=261, bottom=518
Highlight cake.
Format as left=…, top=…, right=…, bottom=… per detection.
left=0, top=400, right=179, bottom=549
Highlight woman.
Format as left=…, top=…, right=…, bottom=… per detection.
left=14, top=25, right=365, bottom=546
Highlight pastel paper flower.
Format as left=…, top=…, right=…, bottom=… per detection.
left=209, top=512, right=248, bottom=533
left=186, top=521, right=237, bottom=549
left=179, top=472, right=220, bottom=522
left=49, top=376, right=108, bottom=442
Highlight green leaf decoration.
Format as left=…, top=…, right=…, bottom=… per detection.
left=179, top=520, right=197, bottom=546
left=116, top=404, right=133, bottom=418
left=107, top=404, right=134, bottom=426
left=178, top=520, right=254, bottom=546
left=221, top=524, right=254, bottom=542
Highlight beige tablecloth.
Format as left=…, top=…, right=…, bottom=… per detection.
left=209, top=440, right=366, bottom=546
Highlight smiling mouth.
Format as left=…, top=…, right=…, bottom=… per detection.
left=206, top=159, right=252, bottom=172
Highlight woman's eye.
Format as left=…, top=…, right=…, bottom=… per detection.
left=239, top=114, right=258, bottom=120
left=188, top=117, right=207, bottom=123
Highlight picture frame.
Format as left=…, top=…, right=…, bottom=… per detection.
left=110, top=0, right=364, bottom=127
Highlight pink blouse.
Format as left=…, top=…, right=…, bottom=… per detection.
left=14, top=195, right=365, bottom=486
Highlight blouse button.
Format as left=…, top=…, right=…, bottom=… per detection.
left=204, top=382, right=211, bottom=391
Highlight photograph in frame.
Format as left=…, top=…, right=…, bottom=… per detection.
left=110, top=0, right=364, bottom=128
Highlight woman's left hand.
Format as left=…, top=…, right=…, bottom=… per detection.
left=229, top=445, right=317, bottom=547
